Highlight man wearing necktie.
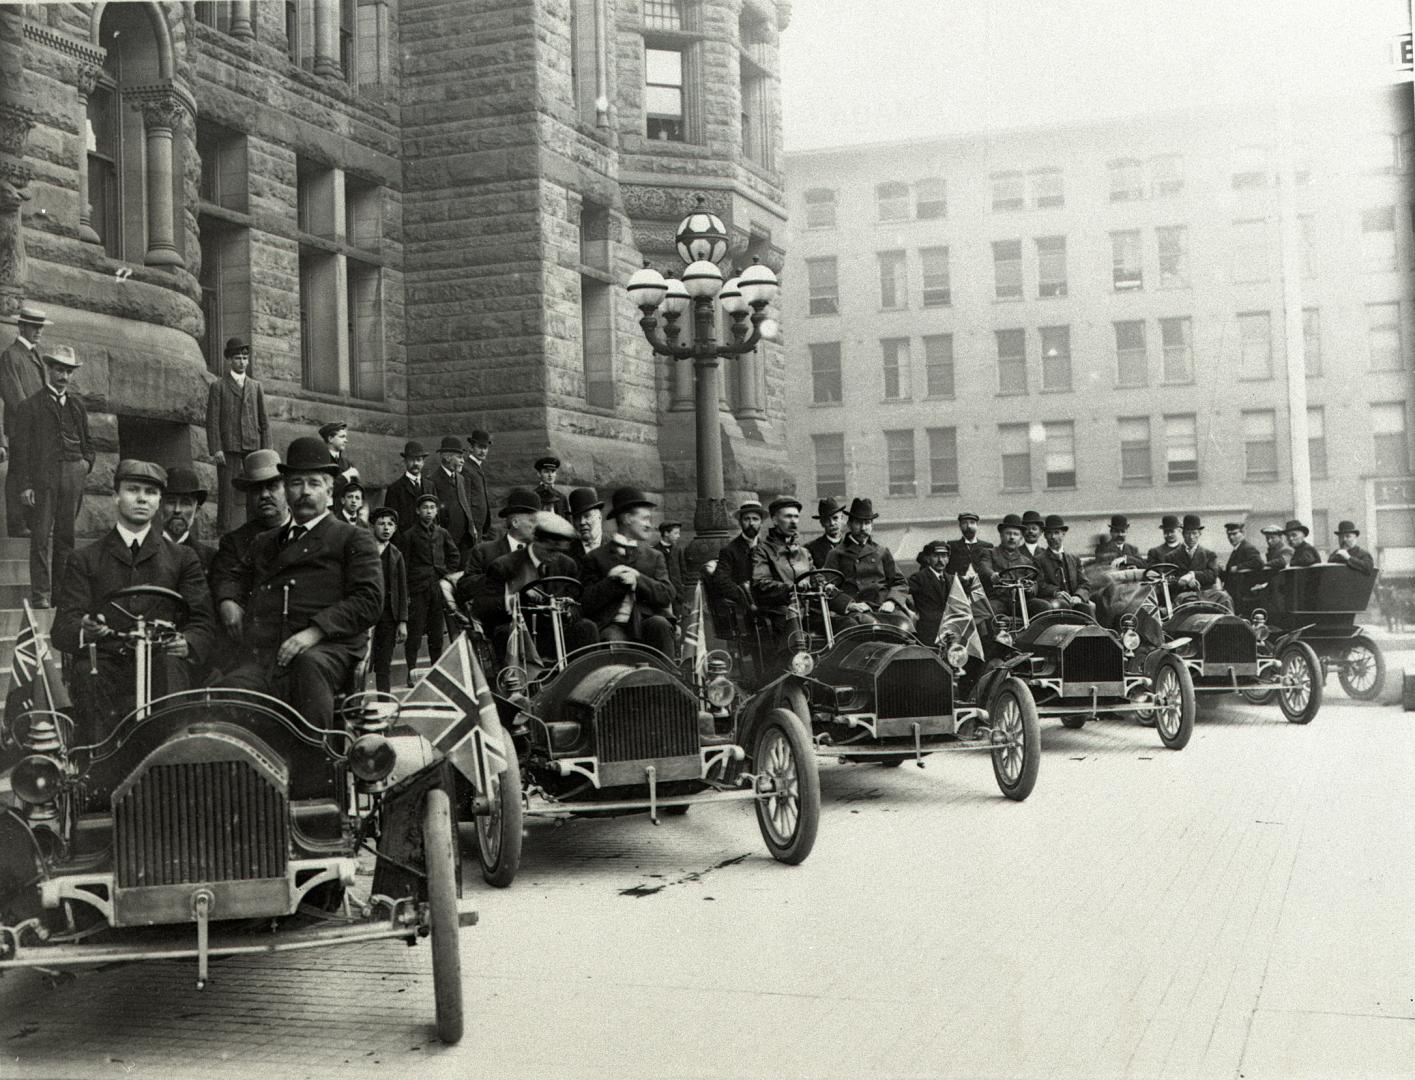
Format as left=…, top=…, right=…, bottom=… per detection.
left=579, top=487, right=676, bottom=655
left=0, top=305, right=51, bottom=537
left=1036, top=514, right=1094, bottom=615
left=908, top=540, right=955, bottom=643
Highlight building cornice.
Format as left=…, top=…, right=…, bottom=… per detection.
left=23, top=22, right=106, bottom=67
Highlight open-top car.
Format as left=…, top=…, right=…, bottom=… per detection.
left=722, top=568, right=1040, bottom=801
left=983, top=565, right=1195, bottom=750
left=459, top=576, right=820, bottom=889
left=0, top=586, right=484, bottom=1045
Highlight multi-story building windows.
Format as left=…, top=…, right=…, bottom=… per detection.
left=915, top=177, right=947, bottom=219
left=1238, top=311, right=1273, bottom=379
left=1119, top=417, right=1153, bottom=485
left=919, top=246, right=951, bottom=306
left=1115, top=320, right=1147, bottom=386
left=1030, top=167, right=1064, bottom=208
left=1308, top=406, right=1327, bottom=479
left=996, top=328, right=1027, bottom=395
left=804, top=187, right=837, bottom=229
left=1242, top=409, right=1279, bottom=482
left=1231, top=218, right=1268, bottom=283
left=812, top=433, right=848, bottom=498
left=644, top=46, right=687, bottom=141
left=1044, top=421, right=1076, bottom=488
left=1232, top=144, right=1269, bottom=188
left=806, top=257, right=839, bottom=315
left=885, top=429, right=916, bottom=495
left=881, top=337, right=911, bottom=400
left=1361, top=206, right=1397, bottom=272
left=1151, top=153, right=1184, bottom=196
left=1368, top=302, right=1402, bottom=370
left=1303, top=308, right=1322, bottom=377
left=738, top=8, right=772, bottom=166
left=1036, top=236, right=1067, bottom=297
left=643, top=0, right=683, bottom=29
left=1040, top=325, right=1071, bottom=392
left=993, top=240, right=1023, bottom=300
left=928, top=427, right=960, bottom=494
left=877, top=181, right=910, bottom=221
left=1372, top=402, right=1410, bottom=473
left=810, top=342, right=842, bottom=404
left=1157, top=225, right=1188, bottom=287
left=999, top=423, right=1031, bottom=491
left=577, top=203, right=615, bottom=408
left=1160, top=317, right=1193, bottom=383
left=923, top=334, right=955, bottom=398
left=1298, top=213, right=1316, bottom=278
left=991, top=171, right=1024, bottom=211
left=878, top=250, right=908, bottom=309
left=1165, top=414, right=1199, bottom=483
left=1108, top=158, right=1144, bottom=201
left=1112, top=230, right=1143, bottom=290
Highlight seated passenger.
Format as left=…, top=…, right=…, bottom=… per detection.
left=1283, top=519, right=1322, bottom=567
left=1166, top=514, right=1227, bottom=606
left=908, top=540, right=954, bottom=644
left=823, top=498, right=913, bottom=631
left=1035, top=515, right=1095, bottom=616
left=750, top=496, right=815, bottom=644
left=707, top=501, right=764, bottom=616
left=1094, top=514, right=1141, bottom=567
left=980, top=514, right=1050, bottom=618
left=1329, top=521, right=1374, bottom=575
left=579, top=488, right=676, bottom=656
left=1260, top=524, right=1293, bottom=569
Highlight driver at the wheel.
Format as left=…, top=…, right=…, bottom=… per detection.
left=979, top=514, right=1050, bottom=618
left=579, top=487, right=676, bottom=655
left=750, top=496, right=815, bottom=644
left=52, top=460, right=216, bottom=739
left=823, top=497, right=913, bottom=631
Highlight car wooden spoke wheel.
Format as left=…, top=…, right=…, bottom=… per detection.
left=423, top=786, right=465, bottom=1045
left=1337, top=638, right=1385, bottom=701
left=990, top=677, right=1040, bottom=801
left=1278, top=642, right=1323, bottom=724
left=474, top=737, right=523, bottom=889
left=1153, top=654, right=1195, bottom=751
left=753, top=709, right=819, bottom=865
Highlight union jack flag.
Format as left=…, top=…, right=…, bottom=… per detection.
left=4, top=601, right=67, bottom=731
left=399, top=633, right=509, bottom=792
left=680, top=580, right=708, bottom=681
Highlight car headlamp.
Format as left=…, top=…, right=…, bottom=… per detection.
left=497, top=666, right=528, bottom=695
left=705, top=675, right=736, bottom=708
left=1121, top=629, right=1140, bottom=652
left=1254, top=623, right=1270, bottom=642
left=11, top=754, right=63, bottom=805
left=705, top=650, right=733, bottom=677
left=995, top=629, right=1013, bottom=647
left=789, top=651, right=815, bottom=676
left=1251, top=609, right=1267, bottom=625
left=348, top=734, right=397, bottom=786
left=946, top=643, right=970, bottom=670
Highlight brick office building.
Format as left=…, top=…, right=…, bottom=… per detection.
left=0, top=0, right=792, bottom=539
left=783, top=87, right=1415, bottom=575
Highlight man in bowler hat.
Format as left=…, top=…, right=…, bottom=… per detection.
left=0, top=305, right=52, bottom=536
left=161, top=465, right=217, bottom=576
left=1329, top=522, right=1374, bottom=575
left=432, top=436, right=477, bottom=559
left=824, top=497, right=912, bottom=630
left=464, top=429, right=494, bottom=542
left=1095, top=514, right=1141, bottom=566
left=567, top=486, right=605, bottom=558
left=1036, top=514, right=1093, bottom=615
left=206, top=336, right=270, bottom=532
left=455, top=487, right=543, bottom=611
left=805, top=495, right=847, bottom=569
left=1283, top=519, right=1322, bottom=567
left=382, top=440, right=434, bottom=534
left=580, top=487, right=676, bottom=655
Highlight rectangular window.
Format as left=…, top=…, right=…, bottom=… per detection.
left=919, top=246, right=951, bottom=306
left=1036, top=236, right=1067, bottom=297
left=1160, top=317, right=1193, bottom=384
left=1361, top=206, right=1397, bottom=272
left=812, top=434, right=847, bottom=498
left=1298, top=214, right=1316, bottom=278
left=1363, top=132, right=1398, bottom=175
left=1030, top=167, right=1064, bottom=208
left=1231, top=218, right=1268, bottom=283
left=993, top=239, right=1023, bottom=300
left=885, top=429, right=916, bottom=495
left=347, top=259, right=384, bottom=400
left=809, top=342, right=842, bottom=404
left=915, top=177, right=947, bottom=220
left=1151, top=154, right=1184, bottom=196
left=923, top=334, right=954, bottom=398
left=996, top=328, right=1027, bottom=395
left=87, top=84, right=121, bottom=258
left=1040, top=325, right=1071, bottom=392
left=927, top=427, right=959, bottom=494
left=1367, top=302, right=1402, bottom=370
left=999, top=423, right=1031, bottom=491
left=881, top=337, right=911, bottom=400
left=878, top=250, right=907, bottom=310
left=1109, top=158, right=1144, bottom=202
left=1112, top=230, right=1143, bottom=290
left=1043, top=421, right=1076, bottom=489
left=1372, top=402, right=1410, bottom=474
left=299, top=247, right=340, bottom=393
left=991, top=171, right=1024, bottom=211
left=1119, top=417, right=1153, bottom=485
left=806, top=257, right=838, bottom=316
left=1238, top=311, right=1272, bottom=379
left=644, top=46, right=685, bottom=141
left=1307, top=406, right=1327, bottom=480
left=1232, top=145, right=1269, bottom=188
left=643, top=0, right=683, bottom=29
left=877, top=181, right=910, bottom=222
left=1157, top=225, right=1188, bottom=288
left=285, top=0, right=300, bottom=65
left=1165, top=414, right=1199, bottom=483
left=198, top=221, right=251, bottom=376
left=345, top=174, right=382, bottom=252
left=1242, top=409, right=1278, bottom=482
left=1303, top=308, right=1321, bottom=377
left=804, top=188, right=836, bottom=229
left=339, top=0, right=355, bottom=81
left=1115, top=320, right=1147, bottom=387
left=196, top=121, right=249, bottom=213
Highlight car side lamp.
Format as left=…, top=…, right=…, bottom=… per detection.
left=11, top=754, right=64, bottom=821
left=704, top=675, right=737, bottom=709
left=1251, top=609, right=1270, bottom=642
left=789, top=652, right=815, bottom=677
left=1119, top=613, right=1140, bottom=655
left=946, top=643, right=969, bottom=671
left=348, top=734, right=398, bottom=792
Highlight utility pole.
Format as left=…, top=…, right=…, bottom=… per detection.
left=1275, top=90, right=1311, bottom=526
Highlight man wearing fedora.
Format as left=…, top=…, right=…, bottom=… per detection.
left=1329, top=521, right=1374, bottom=575
left=909, top=540, right=955, bottom=643
left=824, top=498, right=912, bottom=631
left=1221, top=521, right=1265, bottom=584
left=209, top=449, right=288, bottom=647
left=205, top=336, right=270, bottom=533
left=708, top=500, right=765, bottom=620
left=580, top=487, right=676, bottom=655
left=750, top=497, right=815, bottom=645
left=805, top=495, right=847, bottom=569
left=431, top=436, right=477, bottom=560
left=981, top=514, right=1048, bottom=617
left=1260, top=524, right=1293, bottom=569
left=532, top=454, right=571, bottom=517
left=0, top=305, right=52, bottom=536
left=382, top=441, right=434, bottom=534
left=945, top=511, right=993, bottom=577
left=161, top=465, right=216, bottom=577
left=399, top=492, right=461, bottom=681
left=464, top=429, right=494, bottom=542
left=1036, top=515, right=1094, bottom=615
left=319, top=421, right=358, bottom=486
left=10, top=344, right=93, bottom=608
left=1095, top=514, right=1141, bottom=566
left=567, top=486, right=605, bottom=559
left=1283, top=520, right=1322, bottom=567
left=52, top=460, right=215, bottom=740
left=214, top=437, right=384, bottom=731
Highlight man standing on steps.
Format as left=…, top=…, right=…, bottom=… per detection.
left=431, top=436, right=477, bottom=562
left=0, top=306, right=52, bottom=537
left=205, top=336, right=270, bottom=533
left=463, top=430, right=494, bottom=544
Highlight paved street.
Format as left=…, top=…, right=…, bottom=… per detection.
left=5, top=659, right=1414, bottom=1080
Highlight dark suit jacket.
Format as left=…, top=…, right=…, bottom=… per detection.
left=750, top=529, right=813, bottom=607
left=455, top=535, right=523, bottom=605
left=1036, top=547, right=1090, bottom=601
left=10, top=388, right=94, bottom=492
left=214, top=514, right=383, bottom=652
left=1264, top=542, right=1294, bottom=569
left=708, top=534, right=756, bottom=608
left=1095, top=539, right=1141, bottom=563
left=945, top=537, right=993, bottom=578
left=908, top=567, right=953, bottom=643
left=1289, top=540, right=1321, bottom=568
left=1329, top=545, right=1375, bottom=575
left=166, top=534, right=216, bottom=577
left=1167, top=545, right=1219, bottom=588
left=534, top=482, right=570, bottom=517
left=398, top=522, right=460, bottom=588
left=1223, top=540, right=1264, bottom=578
left=431, top=467, right=475, bottom=546
left=805, top=533, right=841, bottom=570
left=378, top=541, right=409, bottom=623
left=1145, top=542, right=1183, bottom=568
left=53, top=526, right=216, bottom=667
left=654, top=540, right=687, bottom=605
left=382, top=473, right=434, bottom=534
left=210, top=518, right=278, bottom=602
left=823, top=537, right=908, bottom=611
left=205, top=373, right=269, bottom=454
left=579, top=541, right=674, bottom=632
left=979, top=545, right=1037, bottom=597
left=463, top=460, right=492, bottom=539
left=471, top=546, right=581, bottom=625
left=0, top=338, right=44, bottom=448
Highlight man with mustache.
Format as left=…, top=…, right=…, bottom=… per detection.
left=708, top=501, right=765, bottom=613
left=161, top=465, right=217, bottom=577
left=567, top=486, right=605, bottom=558
left=751, top=496, right=815, bottom=646
left=381, top=440, right=433, bottom=534
left=209, top=449, right=289, bottom=643
left=805, top=496, right=847, bottom=569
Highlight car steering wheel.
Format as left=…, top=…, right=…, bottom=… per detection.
left=1143, top=562, right=1182, bottom=584
left=993, top=565, right=1040, bottom=588
left=517, top=575, right=582, bottom=606
left=793, top=568, right=845, bottom=592
left=97, top=584, right=190, bottom=626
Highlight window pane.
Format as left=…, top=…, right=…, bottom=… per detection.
left=1119, top=416, right=1152, bottom=484
left=1031, top=167, right=1064, bottom=208
left=1157, top=225, right=1188, bottom=288
left=999, top=423, right=1031, bottom=490
left=878, top=250, right=907, bottom=309
left=1160, top=317, right=1193, bottom=383
left=1367, top=302, right=1402, bottom=370
left=643, top=0, right=682, bottom=29
left=804, top=188, right=836, bottom=229
left=645, top=84, right=683, bottom=116
left=881, top=337, right=910, bottom=400
left=1307, top=406, right=1327, bottom=479
left=806, top=257, right=839, bottom=315
left=1043, top=421, right=1076, bottom=489
left=996, top=328, right=1027, bottom=395
left=812, top=433, right=847, bottom=498
left=1109, top=159, right=1143, bottom=201
left=923, top=333, right=954, bottom=398
left=916, top=177, right=947, bottom=219
left=1231, top=219, right=1268, bottom=283
left=1242, top=410, right=1278, bottom=481
left=991, top=171, right=1024, bottom=211
left=1361, top=206, right=1397, bottom=272
left=993, top=239, right=1022, bottom=300
left=877, top=181, right=910, bottom=221
left=928, top=427, right=959, bottom=494
left=1115, top=320, right=1147, bottom=386
left=1372, top=403, right=1409, bottom=474
left=1152, top=154, right=1184, bottom=196
left=809, top=342, right=842, bottom=404
left=1165, top=414, right=1199, bottom=483
left=1238, top=312, right=1272, bottom=379
left=885, top=429, right=916, bottom=495
left=645, top=47, right=683, bottom=85
left=1112, top=230, right=1142, bottom=290
left=1232, top=145, right=1269, bottom=188
left=1037, top=236, right=1067, bottom=297
left=920, top=246, right=951, bottom=306
left=1040, top=325, right=1071, bottom=392
left=1303, top=308, right=1322, bottom=377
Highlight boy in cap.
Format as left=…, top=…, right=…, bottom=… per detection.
left=319, top=421, right=358, bottom=485
left=368, top=507, right=409, bottom=694
left=398, top=493, right=460, bottom=683
left=532, top=455, right=570, bottom=516
left=335, top=477, right=368, bottom=529
left=382, top=440, right=433, bottom=534
left=0, top=305, right=51, bottom=536
left=1329, top=521, right=1374, bottom=575
left=654, top=520, right=687, bottom=606
left=1261, top=525, right=1293, bottom=569
left=206, top=335, right=270, bottom=532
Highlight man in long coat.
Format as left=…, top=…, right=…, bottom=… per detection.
left=0, top=305, right=50, bottom=537
left=205, top=336, right=271, bottom=532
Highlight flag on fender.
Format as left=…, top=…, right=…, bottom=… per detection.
left=399, top=634, right=509, bottom=790
left=4, top=601, right=70, bottom=734
left=939, top=575, right=986, bottom=659
left=681, top=580, right=708, bottom=680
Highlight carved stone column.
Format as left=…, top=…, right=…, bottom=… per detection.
left=73, top=63, right=102, bottom=245
left=0, top=6, right=33, bottom=319
left=313, top=0, right=341, bottom=77
left=229, top=1, right=256, bottom=40
left=135, top=95, right=185, bottom=268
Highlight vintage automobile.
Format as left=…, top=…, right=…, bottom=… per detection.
left=1227, top=563, right=1384, bottom=702
left=720, top=569, right=1040, bottom=801
left=460, top=577, right=820, bottom=889
left=0, top=586, right=483, bottom=1044
left=982, top=565, right=1195, bottom=750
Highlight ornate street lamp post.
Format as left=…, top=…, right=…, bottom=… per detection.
left=627, top=204, right=779, bottom=568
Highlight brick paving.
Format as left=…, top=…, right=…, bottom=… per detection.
left=4, top=665, right=1413, bottom=1080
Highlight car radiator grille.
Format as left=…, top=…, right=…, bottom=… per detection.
left=1203, top=623, right=1257, bottom=665
left=113, top=760, right=289, bottom=888
left=876, top=658, right=952, bottom=719
left=1062, top=636, right=1123, bottom=685
left=595, top=683, right=700, bottom=763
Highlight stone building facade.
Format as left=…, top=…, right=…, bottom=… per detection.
left=0, top=0, right=792, bottom=539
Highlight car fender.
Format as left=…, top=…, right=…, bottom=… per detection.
left=738, top=676, right=810, bottom=752
left=973, top=654, right=1029, bottom=706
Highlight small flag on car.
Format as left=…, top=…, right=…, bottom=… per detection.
left=939, top=575, right=986, bottom=659
left=400, top=634, right=509, bottom=789
left=4, top=601, right=69, bottom=733
left=681, top=580, right=708, bottom=680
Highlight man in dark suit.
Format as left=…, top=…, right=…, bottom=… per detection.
left=399, top=494, right=461, bottom=681
left=567, top=486, right=604, bottom=559
left=1095, top=514, right=1141, bottom=566
left=52, top=460, right=215, bottom=740
left=368, top=507, right=409, bottom=694
left=205, top=336, right=271, bottom=533
left=464, top=429, right=494, bottom=543
left=0, top=305, right=50, bottom=537
left=1165, top=514, right=1221, bottom=602
left=382, top=440, right=433, bottom=534
left=654, top=521, right=687, bottom=607
left=161, top=465, right=217, bottom=577
left=1261, top=525, right=1293, bottom=569
left=909, top=540, right=954, bottom=644
left=945, top=511, right=993, bottom=578
left=1283, top=519, right=1322, bottom=567
left=471, top=514, right=595, bottom=661
left=981, top=514, right=1049, bottom=618
left=580, top=487, right=676, bottom=655
left=210, top=450, right=288, bottom=652
left=824, top=497, right=912, bottom=631
left=1021, top=509, right=1045, bottom=560
left=1036, top=514, right=1094, bottom=615
left=431, top=435, right=477, bottom=560
left=455, top=487, right=541, bottom=610
left=804, top=496, right=846, bottom=569
left=1221, top=521, right=1264, bottom=584
left=1145, top=514, right=1184, bottom=568
left=750, top=497, right=814, bottom=643
left=1329, top=521, right=1375, bottom=575
left=11, top=345, right=93, bottom=608
left=215, top=437, right=383, bottom=731
left=532, top=455, right=571, bottom=516
left=707, top=501, right=764, bottom=614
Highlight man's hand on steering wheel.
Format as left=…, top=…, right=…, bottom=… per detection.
left=81, top=613, right=113, bottom=640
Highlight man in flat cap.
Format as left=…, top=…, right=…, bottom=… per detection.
left=205, top=336, right=270, bottom=533
left=579, top=487, right=676, bottom=655
left=464, top=430, right=494, bottom=543
left=52, top=460, right=215, bottom=740
left=1329, top=521, right=1374, bottom=575
left=382, top=440, right=434, bottom=535
left=532, top=454, right=570, bottom=517
left=805, top=496, right=847, bottom=569
left=750, top=496, right=815, bottom=646
left=945, top=511, right=993, bottom=578
left=708, top=501, right=765, bottom=616
left=209, top=449, right=289, bottom=650
left=1221, top=521, right=1264, bottom=584
left=910, top=540, right=955, bottom=643
left=0, top=305, right=51, bottom=536
left=1095, top=514, right=1141, bottom=567
left=1260, top=525, right=1292, bottom=569
left=161, top=465, right=216, bottom=577
left=432, top=436, right=477, bottom=561
left=10, top=344, right=93, bottom=608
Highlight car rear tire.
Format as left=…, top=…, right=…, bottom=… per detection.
left=1278, top=641, right=1323, bottom=724
left=1337, top=638, right=1385, bottom=701
left=475, top=736, right=523, bottom=888
left=423, top=785, right=464, bottom=1045
left=990, top=677, right=1040, bottom=802
left=1153, top=654, right=1195, bottom=751
left=753, top=708, right=820, bottom=865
